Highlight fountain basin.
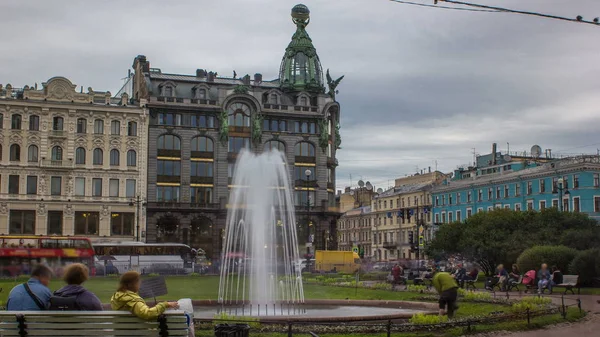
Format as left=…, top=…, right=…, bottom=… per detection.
left=193, top=299, right=438, bottom=322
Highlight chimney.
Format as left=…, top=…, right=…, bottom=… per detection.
left=254, top=73, right=262, bottom=83
left=196, top=69, right=206, bottom=78
left=207, top=71, right=215, bottom=82
left=492, top=143, right=497, bottom=165
left=428, top=166, right=431, bottom=173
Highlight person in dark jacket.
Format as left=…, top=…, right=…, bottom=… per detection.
left=52, top=263, right=103, bottom=310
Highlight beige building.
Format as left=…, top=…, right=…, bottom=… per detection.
left=339, top=185, right=377, bottom=213
left=337, top=206, right=372, bottom=257
left=0, top=77, right=148, bottom=241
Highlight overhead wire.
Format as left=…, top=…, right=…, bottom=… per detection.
left=388, top=0, right=499, bottom=12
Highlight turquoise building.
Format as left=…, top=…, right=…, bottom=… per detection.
left=432, top=147, right=600, bottom=224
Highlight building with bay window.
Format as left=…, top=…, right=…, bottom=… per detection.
left=127, top=4, right=342, bottom=260
left=0, top=77, right=147, bottom=241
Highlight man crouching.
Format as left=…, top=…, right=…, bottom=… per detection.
left=432, top=270, right=459, bottom=318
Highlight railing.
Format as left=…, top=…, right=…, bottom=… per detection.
left=49, top=130, right=67, bottom=138
left=40, top=160, right=73, bottom=168
left=153, top=96, right=217, bottom=105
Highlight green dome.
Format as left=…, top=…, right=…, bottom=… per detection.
left=279, top=4, right=324, bottom=93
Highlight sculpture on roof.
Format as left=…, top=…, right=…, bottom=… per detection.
left=218, top=109, right=229, bottom=145
left=335, top=122, right=342, bottom=149
left=251, top=113, right=264, bottom=146
left=318, top=118, right=329, bottom=153
left=326, top=69, right=344, bottom=101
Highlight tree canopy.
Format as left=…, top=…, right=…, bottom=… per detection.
left=425, top=208, right=600, bottom=275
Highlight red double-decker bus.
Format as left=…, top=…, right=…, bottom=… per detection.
left=0, top=236, right=95, bottom=277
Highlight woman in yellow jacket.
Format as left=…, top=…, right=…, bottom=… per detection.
left=110, top=271, right=179, bottom=320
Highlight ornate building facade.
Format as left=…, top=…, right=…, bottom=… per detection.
left=128, top=4, right=342, bottom=259
left=0, top=77, right=147, bottom=241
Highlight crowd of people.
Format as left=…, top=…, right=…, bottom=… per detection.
left=6, top=264, right=179, bottom=318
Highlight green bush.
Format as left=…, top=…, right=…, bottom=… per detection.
left=510, top=296, right=552, bottom=313
left=148, top=273, right=160, bottom=277
left=568, top=248, right=600, bottom=286
left=516, top=245, right=577, bottom=273
left=407, top=285, right=427, bottom=293
left=370, top=282, right=393, bottom=291
left=409, top=313, right=448, bottom=324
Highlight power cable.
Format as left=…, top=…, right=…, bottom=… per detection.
left=439, top=0, right=600, bottom=26
left=388, top=0, right=499, bottom=12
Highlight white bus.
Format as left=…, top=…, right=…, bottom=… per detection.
left=93, top=242, right=194, bottom=275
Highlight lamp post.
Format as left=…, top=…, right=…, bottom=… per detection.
left=556, top=177, right=571, bottom=211
left=305, top=168, right=312, bottom=264
left=129, top=196, right=146, bottom=242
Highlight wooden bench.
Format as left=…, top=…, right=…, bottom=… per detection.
left=554, top=274, right=580, bottom=295
left=465, top=273, right=479, bottom=290
left=0, top=310, right=189, bottom=336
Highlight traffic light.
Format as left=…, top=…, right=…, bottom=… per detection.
left=419, top=235, right=424, bottom=247
left=359, top=247, right=365, bottom=259
left=408, top=231, right=414, bottom=245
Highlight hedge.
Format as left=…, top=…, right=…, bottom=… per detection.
left=516, top=245, right=577, bottom=273
left=568, top=249, right=600, bottom=286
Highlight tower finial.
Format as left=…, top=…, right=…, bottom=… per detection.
left=291, top=4, right=310, bottom=28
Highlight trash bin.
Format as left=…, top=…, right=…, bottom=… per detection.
left=214, top=323, right=250, bottom=337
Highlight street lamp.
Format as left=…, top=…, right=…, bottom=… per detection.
left=305, top=168, right=312, bottom=264
left=556, top=177, right=571, bottom=211
left=129, top=196, right=147, bottom=242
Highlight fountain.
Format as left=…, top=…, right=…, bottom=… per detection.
left=218, top=149, right=304, bottom=315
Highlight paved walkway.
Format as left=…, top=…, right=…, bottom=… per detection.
left=475, top=294, right=600, bottom=337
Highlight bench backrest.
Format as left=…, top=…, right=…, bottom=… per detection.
left=0, top=310, right=189, bottom=336
left=561, top=275, right=579, bottom=284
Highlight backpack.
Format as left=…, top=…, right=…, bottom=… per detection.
left=49, top=294, right=80, bottom=310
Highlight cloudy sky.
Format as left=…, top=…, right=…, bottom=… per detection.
left=1, top=0, right=599, bottom=191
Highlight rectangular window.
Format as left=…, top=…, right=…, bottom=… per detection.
left=539, top=179, right=546, bottom=193
left=594, top=197, right=600, bottom=212
left=26, top=176, right=37, bottom=195
left=126, top=179, right=136, bottom=198
left=467, top=191, right=472, bottom=203
left=228, top=137, right=250, bottom=153
left=9, top=210, right=36, bottom=234
left=456, top=210, right=461, bottom=222
left=573, top=174, right=579, bottom=188
left=515, top=183, right=521, bottom=196
left=527, top=182, right=532, bottom=195
left=515, top=203, right=522, bottom=211
left=435, top=196, right=439, bottom=206
left=109, top=179, right=119, bottom=197
left=111, top=120, right=120, bottom=135
left=488, top=188, right=492, bottom=200
left=434, top=213, right=439, bottom=223
left=441, top=213, right=446, bottom=223
left=51, top=176, right=61, bottom=196
left=75, top=177, right=85, bottom=196
left=190, top=187, right=213, bottom=205
left=47, top=211, right=63, bottom=235
left=552, top=199, right=559, bottom=208
left=540, top=200, right=546, bottom=210
left=594, top=174, right=599, bottom=188
left=294, top=190, right=316, bottom=207
left=157, top=160, right=181, bottom=176
left=156, top=186, right=180, bottom=202
left=573, top=197, right=580, bottom=212
left=448, top=194, right=453, bottom=205
left=190, top=162, right=214, bottom=177
left=9, top=175, right=19, bottom=194
left=553, top=177, right=558, bottom=193
left=77, top=119, right=86, bottom=133
left=496, top=187, right=501, bottom=199
left=478, top=189, right=482, bottom=201
left=563, top=198, right=569, bottom=212
left=29, top=115, right=39, bottom=131
left=110, top=212, right=134, bottom=236
left=563, top=176, right=569, bottom=189
left=527, top=200, right=533, bottom=210
left=94, top=120, right=104, bottom=134
left=466, top=209, right=472, bottom=218
left=92, top=178, right=102, bottom=197
left=75, top=212, right=99, bottom=235
left=504, top=185, right=509, bottom=198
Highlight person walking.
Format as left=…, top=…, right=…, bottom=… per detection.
left=432, top=270, right=459, bottom=318
left=7, top=264, right=53, bottom=310
left=51, top=263, right=103, bottom=310
left=111, top=271, right=179, bottom=320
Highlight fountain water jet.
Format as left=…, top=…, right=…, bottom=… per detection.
left=218, top=149, right=304, bottom=314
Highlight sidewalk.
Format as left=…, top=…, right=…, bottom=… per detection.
left=479, top=295, right=600, bottom=337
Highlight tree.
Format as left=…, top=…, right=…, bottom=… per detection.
left=516, top=245, right=577, bottom=273
left=426, top=208, right=599, bottom=276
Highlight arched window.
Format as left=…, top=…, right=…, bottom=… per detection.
left=75, top=147, right=86, bottom=164
left=191, top=137, right=214, bottom=152
left=77, top=118, right=87, bottom=133
left=27, top=145, right=38, bottom=162
left=9, top=144, right=20, bottom=161
left=94, top=119, right=104, bottom=134
left=265, top=140, right=285, bottom=152
left=227, top=102, right=251, bottom=127
left=111, top=120, right=120, bottom=135
left=294, top=142, right=315, bottom=157
left=53, top=117, right=64, bottom=131
left=157, top=134, right=181, bottom=150
left=300, top=96, right=308, bottom=106
left=127, top=150, right=137, bottom=166
left=93, top=148, right=103, bottom=165
left=127, top=121, right=137, bottom=136
left=11, top=114, right=21, bottom=130
left=51, top=146, right=63, bottom=161
left=110, top=149, right=120, bottom=166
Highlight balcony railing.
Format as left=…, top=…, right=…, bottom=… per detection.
left=49, top=130, right=67, bottom=138
left=40, top=160, right=73, bottom=169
